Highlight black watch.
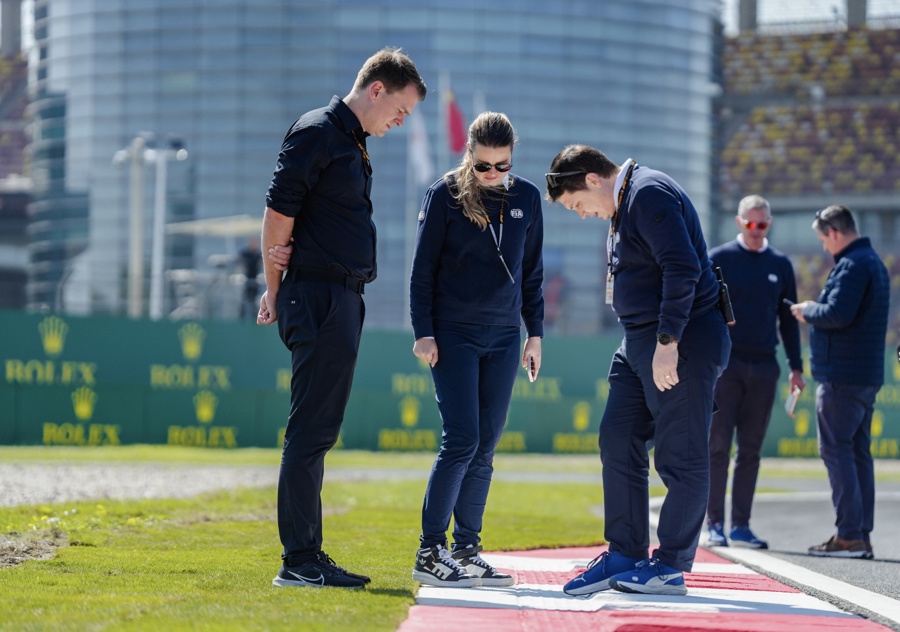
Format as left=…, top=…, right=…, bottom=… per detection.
left=657, top=332, right=677, bottom=345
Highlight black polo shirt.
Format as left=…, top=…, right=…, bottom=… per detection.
left=266, top=96, right=376, bottom=282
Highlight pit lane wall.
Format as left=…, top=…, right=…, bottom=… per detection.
left=2, top=309, right=898, bottom=457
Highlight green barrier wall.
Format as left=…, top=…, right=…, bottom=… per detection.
left=2, top=309, right=899, bottom=457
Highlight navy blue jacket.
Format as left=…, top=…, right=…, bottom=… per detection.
left=266, top=96, right=376, bottom=283
left=612, top=165, right=719, bottom=340
left=410, top=174, right=544, bottom=339
left=803, top=237, right=889, bottom=385
left=709, top=239, right=803, bottom=371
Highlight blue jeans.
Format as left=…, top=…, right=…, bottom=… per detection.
left=601, top=307, right=731, bottom=572
left=816, top=381, right=880, bottom=541
left=420, top=320, right=521, bottom=549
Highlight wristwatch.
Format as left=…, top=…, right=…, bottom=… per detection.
left=657, top=332, right=677, bottom=345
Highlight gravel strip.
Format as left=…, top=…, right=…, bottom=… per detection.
left=0, top=463, right=279, bottom=508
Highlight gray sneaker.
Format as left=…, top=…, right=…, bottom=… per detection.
left=412, top=544, right=481, bottom=588
left=452, top=544, right=515, bottom=587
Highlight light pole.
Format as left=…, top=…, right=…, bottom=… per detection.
left=113, top=135, right=148, bottom=319
left=147, top=137, right=188, bottom=320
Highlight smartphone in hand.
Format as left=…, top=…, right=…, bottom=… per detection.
left=785, top=385, right=801, bottom=417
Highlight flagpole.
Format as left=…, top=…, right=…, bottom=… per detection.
left=439, top=71, right=450, bottom=175
left=473, top=90, right=486, bottom=117
left=403, top=121, right=416, bottom=332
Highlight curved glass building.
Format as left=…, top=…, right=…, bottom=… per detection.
left=27, top=0, right=717, bottom=333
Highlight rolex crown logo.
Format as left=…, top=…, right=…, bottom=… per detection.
left=39, top=316, right=69, bottom=357
left=872, top=410, right=884, bottom=438
left=178, top=323, right=206, bottom=361
left=72, top=386, right=97, bottom=421
left=193, top=390, right=218, bottom=424
left=400, top=395, right=420, bottom=428
left=572, top=401, right=591, bottom=432
left=794, top=410, right=809, bottom=437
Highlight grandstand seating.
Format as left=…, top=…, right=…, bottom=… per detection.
left=723, top=25, right=900, bottom=348
left=720, top=102, right=900, bottom=196
left=724, top=27, right=900, bottom=99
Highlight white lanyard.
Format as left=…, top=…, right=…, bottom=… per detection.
left=486, top=193, right=515, bottom=285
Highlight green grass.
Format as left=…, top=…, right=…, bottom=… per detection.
left=0, top=449, right=608, bottom=632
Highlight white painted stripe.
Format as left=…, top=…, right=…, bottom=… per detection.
left=415, top=582, right=850, bottom=617
left=718, top=548, right=900, bottom=627
left=689, top=562, right=757, bottom=575
left=479, top=553, right=582, bottom=572
left=478, top=554, right=752, bottom=576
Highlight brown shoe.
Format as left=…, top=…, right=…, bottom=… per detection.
left=864, top=541, right=875, bottom=560
left=808, top=535, right=868, bottom=558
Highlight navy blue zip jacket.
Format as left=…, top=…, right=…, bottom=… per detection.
left=803, top=237, right=889, bottom=385
left=612, top=165, right=719, bottom=340
left=410, top=174, right=544, bottom=340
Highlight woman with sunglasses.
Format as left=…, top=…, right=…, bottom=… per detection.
left=409, top=111, right=544, bottom=588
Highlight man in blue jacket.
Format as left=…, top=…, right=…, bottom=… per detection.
left=545, top=145, right=731, bottom=596
left=790, top=204, right=889, bottom=559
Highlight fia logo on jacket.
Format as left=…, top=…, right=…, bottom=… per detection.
left=510, top=208, right=524, bottom=219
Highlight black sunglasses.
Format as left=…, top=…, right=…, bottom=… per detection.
left=815, top=210, right=836, bottom=232
left=473, top=161, right=512, bottom=173
left=545, top=171, right=587, bottom=188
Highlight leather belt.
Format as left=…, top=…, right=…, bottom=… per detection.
left=293, top=268, right=365, bottom=295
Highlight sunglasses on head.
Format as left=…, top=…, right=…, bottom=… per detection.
left=815, top=209, right=837, bottom=232
left=545, top=171, right=587, bottom=188
left=740, top=218, right=770, bottom=230
left=473, top=161, right=512, bottom=173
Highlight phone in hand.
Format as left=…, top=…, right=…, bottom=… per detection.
left=785, top=385, right=801, bottom=417
left=782, top=298, right=795, bottom=307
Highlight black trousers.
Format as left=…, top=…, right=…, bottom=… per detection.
left=276, top=278, right=364, bottom=563
left=706, top=354, right=779, bottom=528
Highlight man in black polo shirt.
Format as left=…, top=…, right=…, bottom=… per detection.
left=258, top=47, right=426, bottom=589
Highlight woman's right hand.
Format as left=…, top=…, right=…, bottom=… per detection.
left=413, top=337, right=438, bottom=367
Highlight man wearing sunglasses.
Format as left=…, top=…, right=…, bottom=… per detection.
left=704, top=195, right=804, bottom=551
left=790, top=204, right=889, bottom=559
left=545, top=145, right=730, bottom=596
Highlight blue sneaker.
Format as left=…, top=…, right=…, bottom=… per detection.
left=609, top=557, right=687, bottom=595
left=729, top=525, right=768, bottom=549
left=707, top=523, right=728, bottom=547
left=562, top=550, right=641, bottom=596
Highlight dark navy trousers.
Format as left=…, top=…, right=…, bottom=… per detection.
left=707, top=354, right=780, bottom=528
left=276, top=279, right=365, bottom=563
left=420, top=320, right=521, bottom=549
left=816, top=381, right=880, bottom=542
left=600, top=307, right=730, bottom=572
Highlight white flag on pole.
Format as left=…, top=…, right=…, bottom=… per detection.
left=408, top=110, right=434, bottom=186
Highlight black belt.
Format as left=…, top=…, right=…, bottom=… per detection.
left=293, top=268, right=366, bottom=295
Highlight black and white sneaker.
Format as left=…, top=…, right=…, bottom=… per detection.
left=452, top=544, right=515, bottom=587
left=412, top=544, right=480, bottom=588
left=272, top=551, right=367, bottom=589
left=316, top=551, right=371, bottom=584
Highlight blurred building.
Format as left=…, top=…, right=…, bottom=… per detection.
left=0, top=5, right=29, bottom=311
left=20, top=0, right=718, bottom=333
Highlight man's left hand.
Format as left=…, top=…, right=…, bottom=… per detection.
left=653, top=342, right=680, bottom=391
